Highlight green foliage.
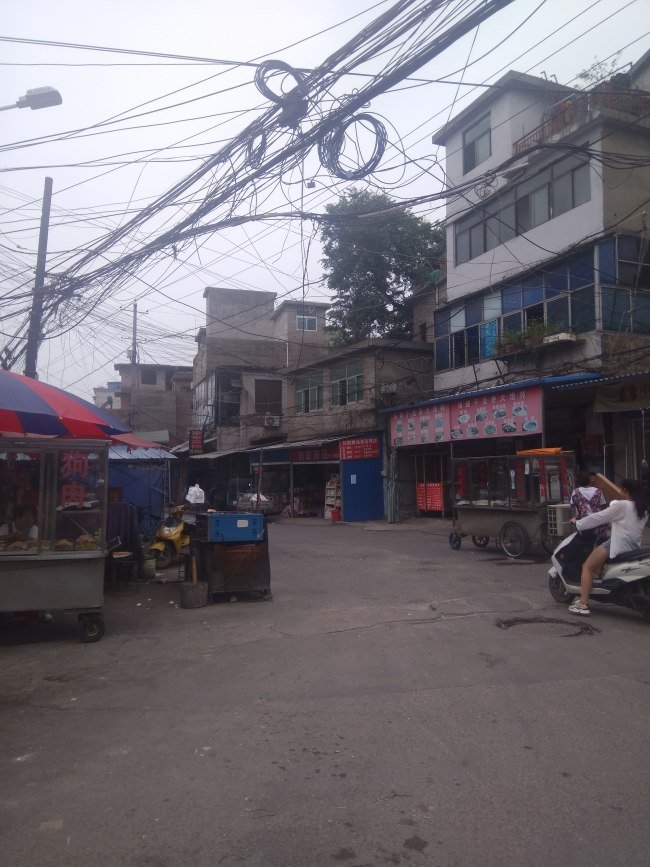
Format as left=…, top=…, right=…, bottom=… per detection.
left=320, top=189, right=445, bottom=346
left=575, top=54, right=621, bottom=88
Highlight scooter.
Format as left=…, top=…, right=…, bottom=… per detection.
left=548, top=530, right=650, bottom=620
left=149, top=505, right=190, bottom=569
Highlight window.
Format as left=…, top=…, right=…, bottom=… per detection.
left=455, top=154, right=591, bottom=264
left=463, top=113, right=491, bottom=173
left=254, top=379, right=282, bottom=414
left=419, top=322, right=427, bottom=341
left=140, top=369, right=156, bottom=385
left=331, top=361, right=363, bottom=406
left=295, top=374, right=323, bottom=413
left=297, top=315, right=317, bottom=331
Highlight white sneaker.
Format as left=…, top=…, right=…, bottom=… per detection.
left=568, top=600, right=590, bottom=616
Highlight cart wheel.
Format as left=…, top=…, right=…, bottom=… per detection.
left=154, top=543, right=173, bottom=570
left=548, top=572, right=572, bottom=603
left=471, top=535, right=490, bottom=548
left=78, top=615, right=105, bottom=643
left=499, top=522, right=530, bottom=559
left=449, top=531, right=462, bottom=550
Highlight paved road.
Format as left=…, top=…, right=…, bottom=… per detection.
left=1, top=519, right=649, bottom=867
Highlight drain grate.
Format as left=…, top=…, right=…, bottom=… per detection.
left=497, top=616, right=598, bottom=637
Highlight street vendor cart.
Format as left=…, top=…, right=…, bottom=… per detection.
left=448, top=450, right=575, bottom=558
left=0, top=438, right=110, bottom=641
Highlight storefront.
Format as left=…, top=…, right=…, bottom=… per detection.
left=383, top=374, right=604, bottom=519
left=249, top=434, right=384, bottom=522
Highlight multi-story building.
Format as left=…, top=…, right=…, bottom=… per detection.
left=112, top=363, right=193, bottom=447
left=384, top=50, right=650, bottom=514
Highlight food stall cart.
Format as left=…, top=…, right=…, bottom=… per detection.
left=448, top=450, right=575, bottom=558
left=0, top=438, right=110, bottom=641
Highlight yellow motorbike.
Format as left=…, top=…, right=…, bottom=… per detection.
left=149, top=505, right=190, bottom=569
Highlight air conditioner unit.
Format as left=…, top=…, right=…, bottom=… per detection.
left=380, top=382, right=398, bottom=395
left=264, top=415, right=281, bottom=428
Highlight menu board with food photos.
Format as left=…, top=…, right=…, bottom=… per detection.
left=390, top=386, right=543, bottom=446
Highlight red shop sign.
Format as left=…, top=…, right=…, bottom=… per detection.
left=340, top=437, right=380, bottom=460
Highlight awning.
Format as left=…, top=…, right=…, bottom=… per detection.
left=188, top=448, right=244, bottom=460
left=109, top=445, right=176, bottom=461
left=380, top=373, right=601, bottom=414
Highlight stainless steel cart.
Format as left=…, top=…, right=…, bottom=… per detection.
left=448, top=451, right=575, bottom=558
left=0, top=438, right=110, bottom=641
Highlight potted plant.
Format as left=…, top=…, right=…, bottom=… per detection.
left=495, top=330, right=524, bottom=355
left=522, top=319, right=547, bottom=348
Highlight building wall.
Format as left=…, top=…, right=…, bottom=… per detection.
left=600, top=128, right=650, bottom=231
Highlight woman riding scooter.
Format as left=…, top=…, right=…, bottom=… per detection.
left=568, top=478, right=648, bottom=615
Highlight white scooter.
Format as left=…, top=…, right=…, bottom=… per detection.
left=548, top=530, right=650, bottom=620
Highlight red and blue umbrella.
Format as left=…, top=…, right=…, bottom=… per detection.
left=0, top=370, right=130, bottom=438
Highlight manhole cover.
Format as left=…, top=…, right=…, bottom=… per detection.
left=497, top=616, right=598, bottom=637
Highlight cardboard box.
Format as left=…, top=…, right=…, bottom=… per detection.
left=593, top=473, right=623, bottom=503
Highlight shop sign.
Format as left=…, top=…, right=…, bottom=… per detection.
left=594, top=379, right=650, bottom=412
left=188, top=430, right=205, bottom=456
left=390, top=386, right=543, bottom=446
left=340, top=437, right=380, bottom=460
left=291, top=444, right=340, bottom=462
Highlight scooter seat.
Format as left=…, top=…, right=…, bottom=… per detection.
left=608, top=546, right=650, bottom=564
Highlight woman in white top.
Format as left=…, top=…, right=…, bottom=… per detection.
left=569, top=478, right=648, bottom=615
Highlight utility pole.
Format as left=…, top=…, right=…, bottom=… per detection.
left=24, top=176, right=53, bottom=379
left=129, top=301, right=138, bottom=428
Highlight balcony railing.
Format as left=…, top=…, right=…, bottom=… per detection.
left=513, top=86, right=650, bottom=155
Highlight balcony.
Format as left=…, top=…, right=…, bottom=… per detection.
left=513, top=85, right=650, bottom=156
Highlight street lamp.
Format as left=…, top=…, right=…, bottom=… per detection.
left=0, top=86, right=62, bottom=113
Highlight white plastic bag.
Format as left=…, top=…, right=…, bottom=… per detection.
left=186, top=484, right=205, bottom=504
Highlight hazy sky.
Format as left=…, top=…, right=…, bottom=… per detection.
left=2, top=0, right=648, bottom=398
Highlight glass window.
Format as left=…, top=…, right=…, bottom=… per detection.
left=573, top=163, right=590, bottom=207
left=516, top=195, right=531, bottom=234
left=453, top=331, right=466, bottom=368
left=435, top=337, right=450, bottom=371
left=500, top=203, right=516, bottom=242
left=463, top=113, right=491, bottom=173
left=547, top=296, right=570, bottom=330
left=618, top=236, right=639, bottom=261
left=465, top=297, right=483, bottom=327
left=484, top=293, right=501, bottom=320
left=551, top=172, right=572, bottom=217
left=530, top=185, right=549, bottom=227
left=525, top=304, right=544, bottom=326
left=296, top=315, right=317, bottom=331
left=434, top=309, right=450, bottom=337
left=632, top=292, right=650, bottom=335
left=598, top=240, right=616, bottom=284
left=480, top=321, right=499, bottom=359
left=523, top=278, right=544, bottom=307
left=469, top=222, right=485, bottom=259
left=571, top=286, right=595, bottom=333
left=569, top=249, right=594, bottom=289
left=485, top=215, right=501, bottom=251
left=466, top=326, right=480, bottom=364
left=601, top=286, right=631, bottom=331
left=449, top=305, right=465, bottom=333
left=141, top=369, right=156, bottom=385
left=502, top=284, right=522, bottom=312
left=545, top=265, right=567, bottom=297
left=502, top=312, right=522, bottom=334
left=456, top=228, right=470, bottom=265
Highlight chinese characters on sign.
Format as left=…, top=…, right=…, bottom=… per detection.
left=291, top=445, right=341, bottom=462
left=339, top=437, right=380, bottom=460
left=61, top=452, right=89, bottom=478
left=390, top=386, right=544, bottom=446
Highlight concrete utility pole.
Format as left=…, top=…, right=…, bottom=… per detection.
left=24, top=176, right=53, bottom=379
left=129, top=301, right=138, bottom=428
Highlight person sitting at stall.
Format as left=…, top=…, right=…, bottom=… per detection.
left=0, top=504, right=38, bottom=544
left=569, top=478, right=648, bottom=616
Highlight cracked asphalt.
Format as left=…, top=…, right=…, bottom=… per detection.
left=1, top=518, right=649, bottom=867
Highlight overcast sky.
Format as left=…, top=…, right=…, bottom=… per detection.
left=2, top=0, right=648, bottom=399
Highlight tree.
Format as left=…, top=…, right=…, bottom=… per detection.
left=320, top=189, right=445, bottom=345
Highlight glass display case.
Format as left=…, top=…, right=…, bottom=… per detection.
left=0, top=439, right=108, bottom=556
left=0, top=439, right=110, bottom=637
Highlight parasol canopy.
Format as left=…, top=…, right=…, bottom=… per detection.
left=0, top=370, right=130, bottom=438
